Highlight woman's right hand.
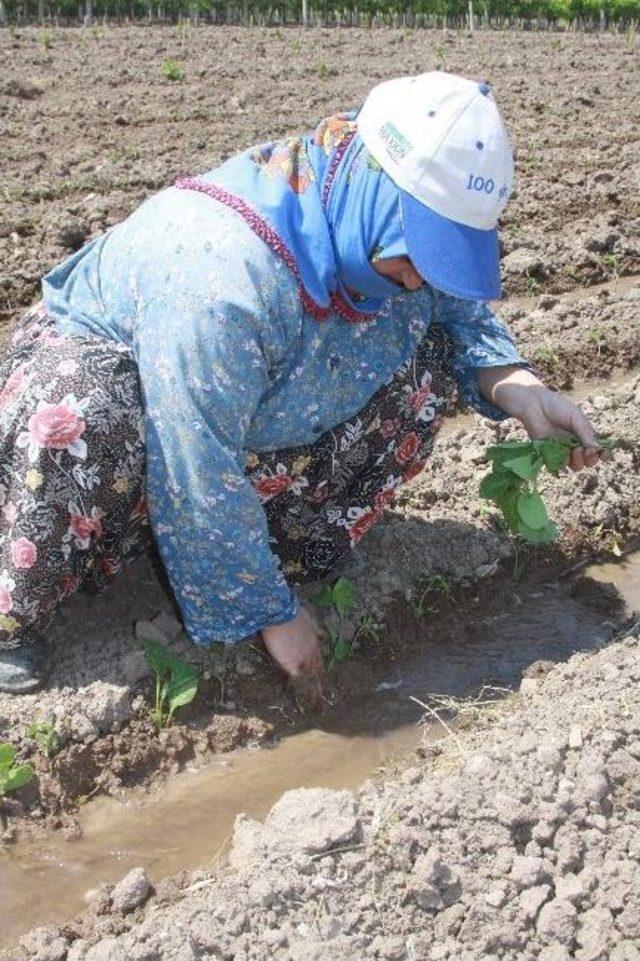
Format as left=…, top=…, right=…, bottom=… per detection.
left=261, top=605, right=324, bottom=712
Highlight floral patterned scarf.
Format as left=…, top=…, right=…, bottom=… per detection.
left=176, top=112, right=408, bottom=323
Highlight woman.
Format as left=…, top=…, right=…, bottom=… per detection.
left=0, top=72, right=604, bottom=699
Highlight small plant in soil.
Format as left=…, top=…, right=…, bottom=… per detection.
left=533, top=343, right=560, bottom=372
left=410, top=572, right=452, bottom=621
left=602, top=253, right=618, bottom=276
left=26, top=721, right=63, bottom=760
left=480, top=436, right=616, bottom=545
left=0, top=743, right=34, bottom=799
left=206, top=643, right=229, bottom=709
left=162, top=59, right=184, bottom=82
left=587, top=327, right=608, bottom=356
left=313, top=576, right=356, bottom=668
left=356, top=613, right=382, bottom=645
left=141, top=636, right=199, bottom=729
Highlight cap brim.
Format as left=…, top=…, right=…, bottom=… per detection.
left=400, top=192, right=501, bottom=301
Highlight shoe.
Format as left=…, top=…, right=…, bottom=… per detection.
left=0, top=639, right=49, bottom=694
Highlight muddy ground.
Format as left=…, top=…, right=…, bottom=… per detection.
left=1, top=21, right=640, bottom=958
left=0, top=20, right=639, bottom=832
left=1, top=27, right=639, bottom=328
left=8, top=622, right=640, bottom=961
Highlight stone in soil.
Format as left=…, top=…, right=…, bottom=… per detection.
left=6, top=627, right=640, bottom=961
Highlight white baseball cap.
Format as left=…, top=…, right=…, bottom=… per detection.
left=358, top=72, right=514, bottom=301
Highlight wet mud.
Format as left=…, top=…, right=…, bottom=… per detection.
left=1, top=549, right=638, bottom=948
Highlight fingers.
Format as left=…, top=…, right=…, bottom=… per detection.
left=290, top=668, right=324, bottom=714
left=570, top=405, right=599, bottom=450
left=569, top=445, right=606, bottom=472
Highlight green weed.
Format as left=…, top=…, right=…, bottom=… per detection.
left=162, top=59, right=184, bottom=82
left=0, top=743, right=34, bottom=799
left=207, top=643, right=229, bottom=709
left=410, top=572, right=452, bottom=621
left=315, top=59, right=328, bottom=79
left=26, top=721, right=62, bottom=759
left=141, top=637, right=198, bottom=728
left=525, top=276, right=542, bottom=295
left=313, top=576, right=356, bottom=668
left=480, top=436, right=617, bottom=544
left=587, top=327, right=608, bottom=355
left=533, top=343, right=560, bottom=371
left=356, top=613, right=382, bottom=645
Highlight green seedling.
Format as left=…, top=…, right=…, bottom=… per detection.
left=0, top=743, right=34, bottom=799
left=207, top=643, right=229, bottom=709
left=533, top=343, right=560, bottom=371
left=162, top=59, right=184, bottom=82
left=480, top=435, right=616, bottom=545
left=26, top=721, right=62, bottom=759
left=410, top=572, right=452, bottom=621
left=356, top=613, right=381, bottom=645
left=315, top=59, right=328, bottom=79
left=525, top=276, right=542, bottom=295
left=313, top=576, right=356, bottom=668
left=587, top=327, right=608, bottom=356
left=141, top=637, right=198, bottom=729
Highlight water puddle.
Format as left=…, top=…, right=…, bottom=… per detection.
left=500, top=272, right=640, bottom=313
left=1, top=551, right=638, bottom=948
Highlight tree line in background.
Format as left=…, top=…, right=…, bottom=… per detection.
left=1, top=0, right=638, bottom=30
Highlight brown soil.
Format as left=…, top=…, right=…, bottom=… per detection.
left=0, top=22, right=639, bottom=898
left=1, top=26, right=639, bottom=332
left=2, top=358, right=638, bottom=844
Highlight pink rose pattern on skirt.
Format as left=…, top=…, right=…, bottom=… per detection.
left=249, top=324, right=456, bottom=583
left=0, top=305, right=454, bottom=651
left=0, top=304, right=150, bottom=650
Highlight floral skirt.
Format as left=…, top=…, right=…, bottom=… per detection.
left=0, top=304, right=455, bottom=651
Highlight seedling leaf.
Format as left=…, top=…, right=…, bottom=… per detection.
left=141, top=637, right=199, bottom=728
left=502, top=453, right=539, bottom=481
left=517, top=491, right=549, bottom=531
left=0, top=742, right=15, bottom=771
left=485, top=440, right=532, bottom=466
left=480, top=435, right=618, bottom=546
left=331, top=577, right=355, bottom=617
left=479, top=470, right=516, bottom=500
left=3, top=764, right=34, bottom=794
left=0, top=741, right=34, bottom=798
left=535, top=438, right=570, bottom=475
left=517, top=520, right=559, bottom=544
left=331, top=636, right=351, bottom=663
left=312, top=584, right=334, bottom=609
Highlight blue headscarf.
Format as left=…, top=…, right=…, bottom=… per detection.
left=178, top=112, right=409, bottom=322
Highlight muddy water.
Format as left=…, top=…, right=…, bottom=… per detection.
left=1, top=552, right=638, bottom=949
left=501, top=272, right=640, bottom=313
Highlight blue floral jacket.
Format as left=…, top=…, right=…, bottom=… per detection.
left=42, top=184, right=526, bottom=645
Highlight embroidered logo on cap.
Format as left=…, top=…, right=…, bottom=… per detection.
left=378, top=122, right=412, bottom=163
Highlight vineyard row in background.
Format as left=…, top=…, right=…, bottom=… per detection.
left=2, top=0, right=640, bottom=29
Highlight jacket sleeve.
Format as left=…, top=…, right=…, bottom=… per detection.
left=433, top=290, right=530, bottom=421
left=134, top=294, right=299, bottom=646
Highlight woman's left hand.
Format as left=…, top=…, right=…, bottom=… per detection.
left=477, top=365, right=607, bottom=472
